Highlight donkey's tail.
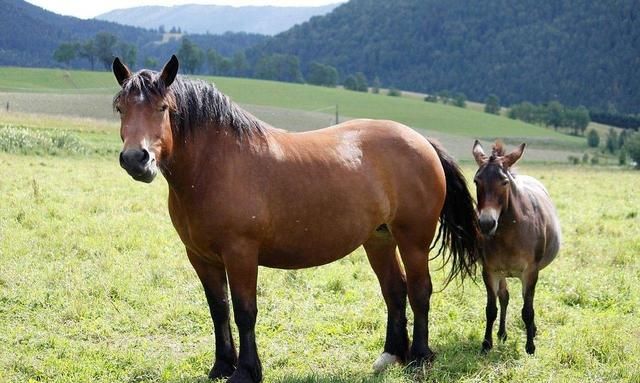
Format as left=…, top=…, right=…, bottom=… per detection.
left=428, top=139, right=481, bottom=285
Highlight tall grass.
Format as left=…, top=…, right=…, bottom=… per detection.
left=0, top=125, right=89, bottom=155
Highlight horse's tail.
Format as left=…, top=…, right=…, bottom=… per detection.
left=428, top=139, right=481, bottom=285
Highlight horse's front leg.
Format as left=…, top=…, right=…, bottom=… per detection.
left=222, top=240, right=262, bottom=383
left=187, top=251, right=238, bottom=379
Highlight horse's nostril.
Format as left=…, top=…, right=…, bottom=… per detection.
left=141, top=148, right=150, bottom=164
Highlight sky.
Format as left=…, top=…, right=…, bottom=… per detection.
left=26, top=0, right=345, bottom=19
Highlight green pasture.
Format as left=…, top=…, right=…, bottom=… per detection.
left=0, top=67, right=583, bottom=144
left=0, top=116, right=638, bottom=382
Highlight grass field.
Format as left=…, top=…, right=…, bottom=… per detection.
left=0, top=67, right=584, bottom=143
left=1, top=118, right=639, bottom=382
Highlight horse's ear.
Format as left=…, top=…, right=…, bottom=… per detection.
left=504, top=143, right=526, bottom=168
left=113, top=57, right=131, bottom=87
left=472, top=140, right=487, bottom=166
left=160, top=55, right=179, bottom=87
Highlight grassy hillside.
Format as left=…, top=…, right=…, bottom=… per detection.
left=0, top=67, right=583, bottom=145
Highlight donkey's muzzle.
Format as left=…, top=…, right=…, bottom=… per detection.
left=478, top=210, right=499, bottom=236
left=119, top=148, right=157, bottom=183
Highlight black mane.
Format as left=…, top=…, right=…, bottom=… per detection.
left=113, top=70, right=266, bottom=138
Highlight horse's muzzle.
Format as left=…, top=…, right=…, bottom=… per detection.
left=119, top=148, right=157, bottom=183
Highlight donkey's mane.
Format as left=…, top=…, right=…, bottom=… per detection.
left=489, top=140, right=506, bottom=162
left=113, top=69, right=266, bottom=138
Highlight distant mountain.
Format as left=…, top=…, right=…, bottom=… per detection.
left=96, top=4, right=340, bottom=36
left=0, top=0, right=266, bottom=70
left=0, top=0, right=154, bottom=67
left=250, top=0, right=640, bottom=114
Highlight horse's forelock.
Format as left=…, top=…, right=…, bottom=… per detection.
left=491, top=140, right=506, bottom=157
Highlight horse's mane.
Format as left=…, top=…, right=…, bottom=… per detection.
left=113, top=70, right=266, bottom=139
left=489, top=140, right=506, bottom=162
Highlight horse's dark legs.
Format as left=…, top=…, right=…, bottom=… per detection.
left=395, top=231, right=435, bottom=367
left=363, top=234, right=409, bottom=371
left=481, top=269, right=499, bottom=353
left=223, top=242, right=262, bottom=383
left=497, top=278, right=509, bottom=342
left=522, top=269, right=539, bottom=355
left=187, top=252, right=238, bottom=379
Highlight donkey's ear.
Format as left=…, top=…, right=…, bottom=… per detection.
left=113, top=57, right=131, bottom=87
left=160, top=55, right=179, bottom=87
left=504, top=143, right=526, bottom=168
left=472, top=140, right=488, bottom=166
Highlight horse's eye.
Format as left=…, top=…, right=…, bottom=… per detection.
left=501, top=179, right=510, bottom=186
left=160, top=104, right=168, bottom=112
left=116, top=106, right=122, bottom=113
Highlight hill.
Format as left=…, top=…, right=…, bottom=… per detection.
left=250, top=0, right=640, bottom=114
left=0, top=0, right=265, bottom=69
left=96, top=3, right=341, bottom=36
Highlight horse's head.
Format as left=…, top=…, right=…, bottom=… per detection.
left=472, top=140, right=526, bottom=236
left=112, top=55, right=179, bottom=183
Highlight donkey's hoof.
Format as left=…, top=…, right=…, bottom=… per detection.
left=498, top=331, right=507, bottom=342
left=209, top=360, right=236, bottom=380
left=525, top=342, right=536, bottom=355
left=373, top=352, right=401, bottom=373
left=481, top=340, right=493, bottom=354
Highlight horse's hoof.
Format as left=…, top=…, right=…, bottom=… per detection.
left=408, top=349, right=435, bottom=369
left=209, top=360, right=236, bottom=380
left=481, top=340, right=493, bottom=354
left=226, top=367, right=261, bottom=383
left=525, top=342, right=536, bottom=355
left=373, top=352, right=401, bottom=373
left=498, top=331, right=507, bottom=342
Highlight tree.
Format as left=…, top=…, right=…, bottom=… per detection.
left=545, top=101, right=565, bottom=131
left=587, top=129, right=600, bottom=148
left=571, top=106, right=590, bottom=136
left=78, top=40, right=97, bottom=70
left=117, top=42, right=137, bottom=69
left=94, top=32, right=118, bottom=70
left=605, top=128, right=619, bottom=153
left=354, top=72, right=368, bottom=92
left=53, top=42, right=78, bottom=68
left=372, top=76, right=381, bottom=94
left=178, top=38, right=204, bottom=74
left=484, top=94, right=500, bottom=114
left=206, top=48, right=222, bottom=75
left=307, top=62, right=338, bottom=87
left=254, top=54, right=303, bottom=83
left=453, top=92, right=466, bottom=108
left=387, top=88, right=402, bottom=97
left=144, top=57, right=158, bottom=68
left=232, top=51, right=249, bottom=77
left=626, top=133, right=640, bottom=168
left=343, top=75, right=358, bottom=91
left=218, top=57, right=233, bottom=76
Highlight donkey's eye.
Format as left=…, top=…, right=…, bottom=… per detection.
left=160, top=104, right=168, bottom=112
left=116, top=106, right=122, bottom=113
left=501, top=179, right=510, bottom=185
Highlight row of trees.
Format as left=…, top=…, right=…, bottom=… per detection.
left=54, top=32, right=137, bottom=70
left=508, top=101, right=590, bottom=136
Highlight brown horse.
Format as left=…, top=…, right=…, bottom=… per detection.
left=112, top=55, right=480, bottom=383
left=472, top=140, right=561, bottom=355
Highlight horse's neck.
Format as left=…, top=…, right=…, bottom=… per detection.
left=162, top=125, right=256, bottom=193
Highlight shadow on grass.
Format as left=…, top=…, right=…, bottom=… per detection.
left=167, top=338, right=523, bottom=383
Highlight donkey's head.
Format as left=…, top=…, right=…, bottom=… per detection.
left=472, top=140, right=526, bottom=236
left=112, top=55, right=179, bottom=183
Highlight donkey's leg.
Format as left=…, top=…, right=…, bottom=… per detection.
left=222, top=241, right=262, bottom=383
left=481, top=269, right=500, bottom=353
left=497, top=278, right=509, bottom=342
left=187, top=251, right=237, bottom=379
left=393, top=227, right=437, bottom=367
left=521, top=268, right=539, bottom=355
left=363, top=233, right=409, bottom=372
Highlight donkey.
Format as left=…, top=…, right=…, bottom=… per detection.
left=472, top=140, right=561, bottom=354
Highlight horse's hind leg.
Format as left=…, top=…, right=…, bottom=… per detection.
left=497, top=278, right=509, bottom=342
left=521, top=268, right=539, bottom=355
left=393, top=227, right=437, bottom=367
left=363, top=232, right=409, bottom=372
left=481, top=269, right=500, bottom=353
